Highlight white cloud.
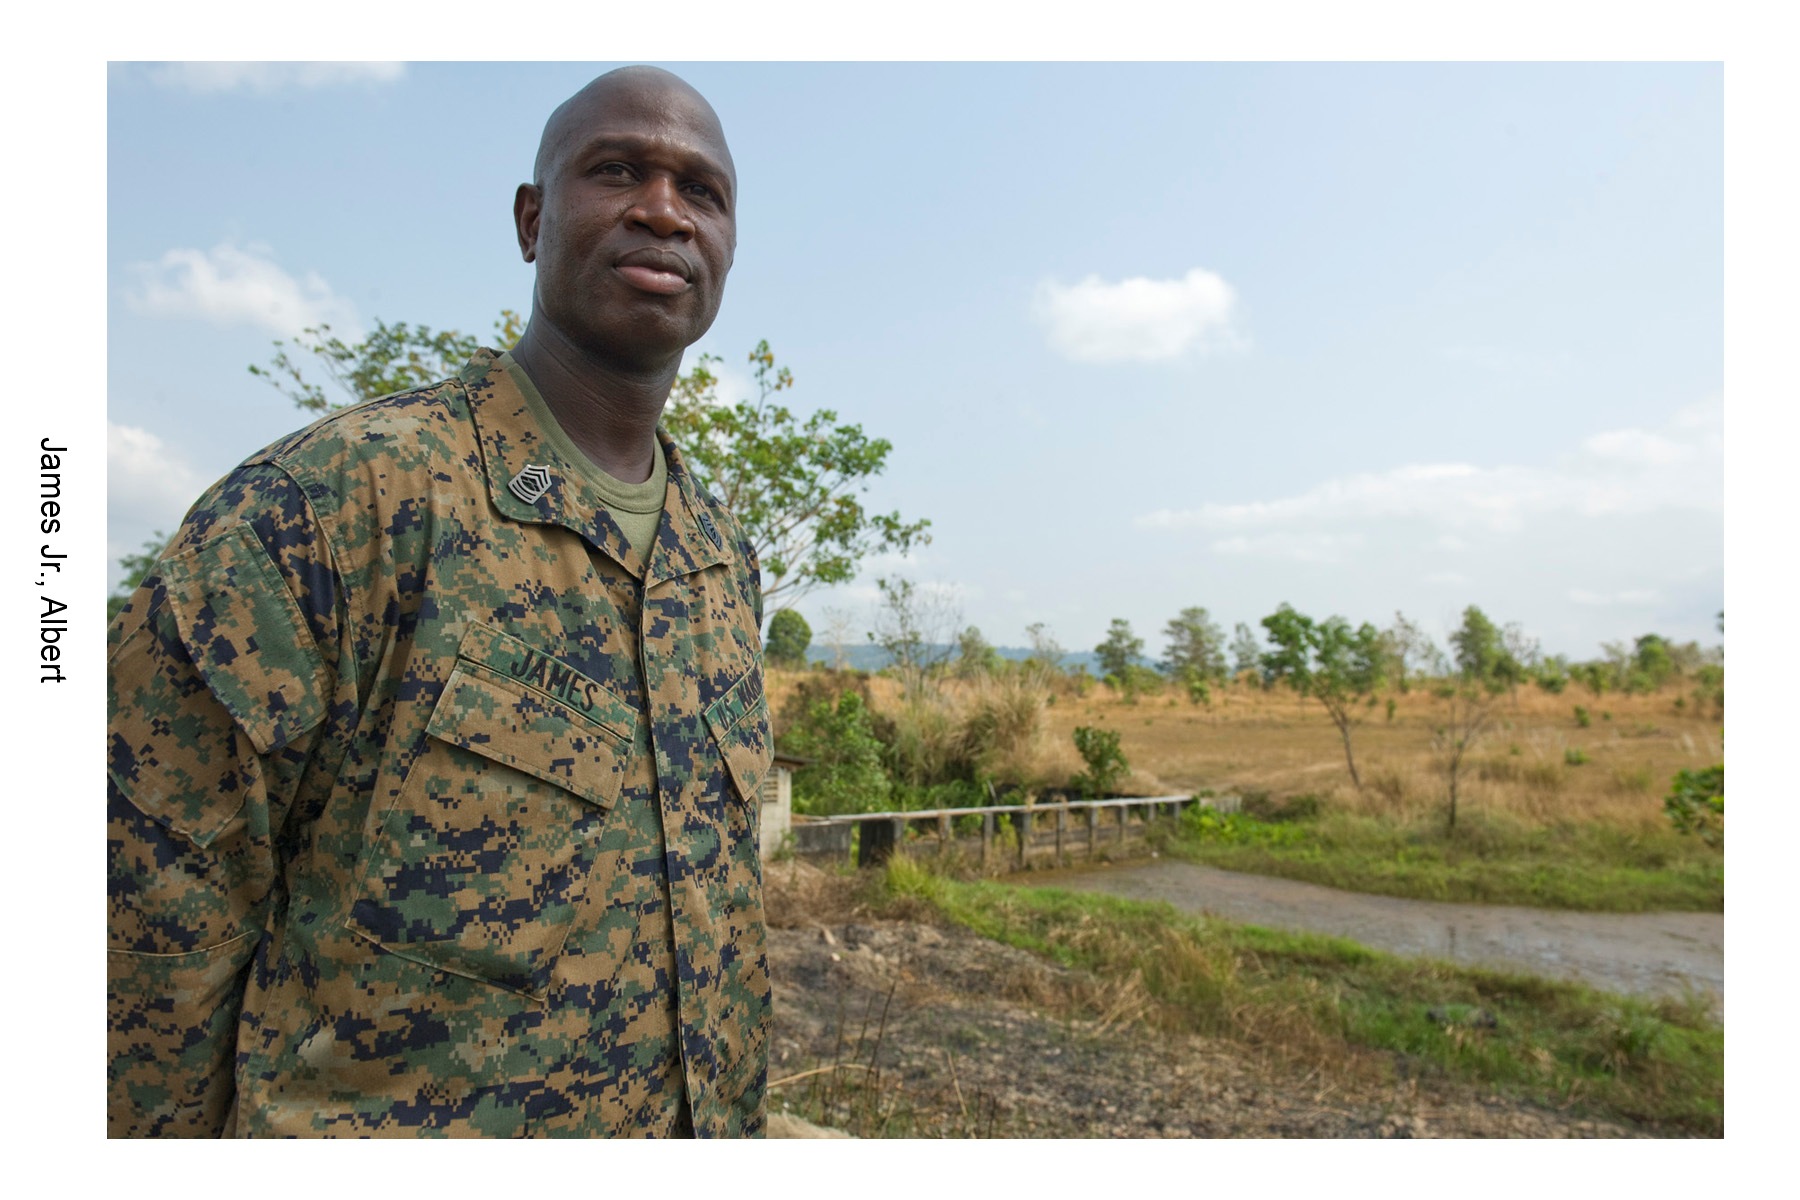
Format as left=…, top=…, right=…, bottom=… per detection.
left=109, top=422, right=205, bottom=533
left=1570, top=588, right=1663, bottom=607
left=123, top=242, right=359, bottom=338
left=1033, top=267, right=1240, bottom=363
left=1210, top=531, right=1364, bottom=564
left=857, top=548, right=929, bottom=575
left=1425, top=571, right=1470, bottom=586
left=145, top=62, right=407, bottom=94
left=1582, top=428, right=1689, bottom=466
left=1137, top=399, right=1722, bottom=536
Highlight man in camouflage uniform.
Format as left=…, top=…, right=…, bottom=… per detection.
left=106, top=66, right=771, bottom=1137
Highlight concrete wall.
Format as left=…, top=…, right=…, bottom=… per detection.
left=759, top=763, right=793, bottom=859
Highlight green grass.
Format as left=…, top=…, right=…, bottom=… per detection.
left=1159, top=809, right=1723, bottom=912
left=880, top=855, right=1722, bottom=1136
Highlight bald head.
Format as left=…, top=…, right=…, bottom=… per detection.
left=534, top=66, right=734, bottom=190
left=511, top=63, right=738, bottom=379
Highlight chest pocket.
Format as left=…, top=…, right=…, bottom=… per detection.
left=703, top=665, right=773, bottom=856
left=346, top=624, right=643, bottom=1001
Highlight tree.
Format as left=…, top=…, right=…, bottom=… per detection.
left=867, top=576, right=961, bottom=695
left=250, top=311, right=524, bottom=411
left=1095, top=618, right=1146, bottom=680
left=1433, top=607, right=1520, bottom=832
left=765, top=608, right=812, bottom=670
left=1377, top=611, right=1442, bottom=693
left=662, top=341, right=932, bottom=606
left=1024, top=622, right=1066, bottom=672
left=819, top=606, right=858, bottom=671
left=1230, top=622, right=1262, bottom=681
left=954, top=625, right=1002, bottom=678
left=1260, top=604, right=1385, bottom=790
left=1632, top=634, right=1677, bottom=691
left=1161, top=606, right=1227, bottom=700
left=1571, top=661, right=1610, bottom=698
left=1449, top=606, right=1517, bottom=684
left=107, top=531, right=170, bottom=621
left=1431, top=680, right=1500, bottom=834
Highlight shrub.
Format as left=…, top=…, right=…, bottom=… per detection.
left=1240, top=792, right=1322, bottom=823
left=785, top=691, right=892, bottom=815
left=1664, top=764, right=1723, bottom=847
left=1071, top=726, right=1128, bottom=798
left=1179, top=806, right=1306, bottom=847
left=1573, top=706, right=1591, bottom=729
left=1564, top=748, right=1590, bottom=767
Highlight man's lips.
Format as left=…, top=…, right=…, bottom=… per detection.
left=614, top=248, right=693, bottom=295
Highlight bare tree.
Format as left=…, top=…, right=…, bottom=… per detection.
left=1379, top=611, right=1442, bottom=692
left=820, top=606, right=858, bottom=671
left=1431, top=684, right=1499, bottom=833
left=868, top=577, right=962, bottom=696
left=1024, top=621, right=1066, bottom=675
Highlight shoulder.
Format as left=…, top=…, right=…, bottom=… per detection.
left=249, top=373, right=475, bottom=486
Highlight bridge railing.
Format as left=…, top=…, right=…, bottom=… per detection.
left=788, top=793, right=1239, bottom=870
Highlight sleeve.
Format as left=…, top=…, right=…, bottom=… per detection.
left=106, top=464, right=343, bottom=1138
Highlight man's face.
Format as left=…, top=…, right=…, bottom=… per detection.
left=517, top=77, right=737, bottom=370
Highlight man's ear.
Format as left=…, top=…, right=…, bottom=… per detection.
left=514, top=183, right=542, bottom=263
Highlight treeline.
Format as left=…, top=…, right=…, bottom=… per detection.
left=767, top=601, right=1725, bottom=711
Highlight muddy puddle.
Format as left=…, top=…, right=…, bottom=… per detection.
left=1021, top=859, right=1722, bottom=1012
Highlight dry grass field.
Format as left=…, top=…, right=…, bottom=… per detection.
left=1041, top=682, right=1721, bottom=833
left=771, top=667, right=1720, bottom=832
left=768, top=667, right=1724, bottom=911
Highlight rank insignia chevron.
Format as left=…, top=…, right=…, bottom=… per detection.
left=509, top=464, right=554, bottom=504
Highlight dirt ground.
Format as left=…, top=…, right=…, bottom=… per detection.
left=763, top=861, right=1654, bottom=1139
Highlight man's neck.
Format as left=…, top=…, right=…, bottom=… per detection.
left=509, top=321, right=675, bottom=484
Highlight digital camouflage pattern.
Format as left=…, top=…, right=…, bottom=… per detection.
left=107, top=349, right=771, bottom=1137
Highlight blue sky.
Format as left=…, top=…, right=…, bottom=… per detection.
left=106, top=60, right=1722, bottom=662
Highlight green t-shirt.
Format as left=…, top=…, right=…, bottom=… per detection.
left=501, top=352, right=668, bottom=568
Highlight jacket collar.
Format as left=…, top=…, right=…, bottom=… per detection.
left=461, top=348, right=731, bottom=584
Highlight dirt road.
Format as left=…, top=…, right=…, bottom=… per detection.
left=1026, top=858, right=1723, bottom=1009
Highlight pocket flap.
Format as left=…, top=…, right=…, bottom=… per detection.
left=426, top=662, right=635, bottom=810
left=704, top=667, right=773, bottom=802
left=454, top=622, right=642, bottom=741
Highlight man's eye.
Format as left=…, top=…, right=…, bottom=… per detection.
left=683, top=182, right=719, bottom=203
left=594, top=162, right=633, bottom=178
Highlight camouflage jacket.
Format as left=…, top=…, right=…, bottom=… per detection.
left=107, top=349, right=772, bottom=1137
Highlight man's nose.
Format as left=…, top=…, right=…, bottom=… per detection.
left=628, top=175, right=694, bottom=239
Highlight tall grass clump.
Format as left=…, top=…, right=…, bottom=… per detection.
left=882, top=670, right=1067, bottom=797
